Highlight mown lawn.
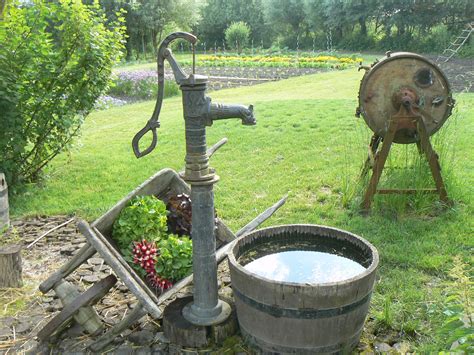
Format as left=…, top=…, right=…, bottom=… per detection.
left=11, top=68, right=474, bottom=351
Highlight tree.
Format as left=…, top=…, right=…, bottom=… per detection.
left=225, top=21, right=250, bottom=53
left=197, top=0, right=266, bottom=48
left=0, top=0, right=124, bottom=186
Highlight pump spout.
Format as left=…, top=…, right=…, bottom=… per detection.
left=208, top=103, right=256, bottom=126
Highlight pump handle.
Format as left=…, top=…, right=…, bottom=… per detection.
left=132, top=32, right=197, bottom=158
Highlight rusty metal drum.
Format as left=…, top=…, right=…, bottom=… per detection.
left=358, top=52, right=454, bottom=144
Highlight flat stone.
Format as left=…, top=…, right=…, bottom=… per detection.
left=128, top=330, right=155, bottom=345
left=0, top=327, right=11, bottom=338
left=14, top=321, right=32, bottom=333
left=88, top=257, right=104, bottom=265
left=374, top=342, right=393, bottom=353
left=151, top=343, right=168, bottom=354
left=113, top=344, right=135, bottom=355
left=154, top=332, right=170, bottom=344
left=135, top=347, right=151, bottom=355
left=221, top=276, right=231, bottom=285
left=393, top=342, right=410, bottom=353
left=76, top=269, right=92, bottom=276
left=82, top=275, right=100, bottom=283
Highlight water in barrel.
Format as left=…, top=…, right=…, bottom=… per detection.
left=242, top=250, right=366, bottom=284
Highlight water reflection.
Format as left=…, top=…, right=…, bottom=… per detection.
left=244, top=250, right=366, bottom=283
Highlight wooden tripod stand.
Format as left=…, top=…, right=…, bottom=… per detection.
left=361, top=101, right=450, bottom=212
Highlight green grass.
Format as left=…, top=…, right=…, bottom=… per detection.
left=10, top=68, right=474, bottom=351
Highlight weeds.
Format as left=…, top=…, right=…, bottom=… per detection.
left=438, top=256, right=473, bottom=352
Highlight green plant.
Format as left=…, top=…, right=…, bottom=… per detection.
left=155, top=235, right=193, bottom=282
left=438, top=256, right=473, bottom=352
left=225, top=21, right=250, bottom=54
left=113, top=195, right=168, bottom=250
left=0, top=0, right=124, bottom=187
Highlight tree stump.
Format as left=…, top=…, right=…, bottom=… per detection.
left=0, top=244, right=23, bottom=288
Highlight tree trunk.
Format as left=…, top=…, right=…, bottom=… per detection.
left=359, top=18, right=367, bottom=36
left=0, top=244, right=22, bottom=288
left=0, top=172, right=9, bottom=230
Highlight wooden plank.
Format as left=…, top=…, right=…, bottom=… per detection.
left=37, top=275, right=117, bottom=341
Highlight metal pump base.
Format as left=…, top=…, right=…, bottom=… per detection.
left=182, top=299, right=232, bottom=326
left=163, top=296, right=238, bottom=348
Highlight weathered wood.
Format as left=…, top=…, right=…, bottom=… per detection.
left=0, top=244, right=22, bottom=288
left=78, top=221, right=163, bottom=319
left=0, top=173, right=9, bottom=230
left=39, top=243, right=96, bottom=294
left=163, top=296, right=209, bottom=348
left=54, top=279, right=103, bottom=335
left=163, top=296, right=238, bottom=348
left=37, top=275, right=117, bottom=341
left=89, top=304, right=147, bottom=352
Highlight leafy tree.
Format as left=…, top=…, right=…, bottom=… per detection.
left=197, top=0, right=266, bottom=48
left=225, top=21, right=250, bottom=53
left=0, top=0, right=124, bottom=186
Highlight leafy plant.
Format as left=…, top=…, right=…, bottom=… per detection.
left=166, top=193, right=192, bottom=236
left=0, top=0, right=124, bottom=186
left=225, top=21, right=250, bottom=54
left=438, top=256, right=473, bottom=352
left=113, top=195, right=168, bottom=250
left=155, top=235, right=193, bottom=282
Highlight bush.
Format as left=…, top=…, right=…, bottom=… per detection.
left=225, top=21, right=250, bottom=54
left=0, top=1, right=124, bottom=186
left=108, top=71, right=179, bottom=101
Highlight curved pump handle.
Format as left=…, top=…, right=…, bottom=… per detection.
left=132, top=32, right=197, bottom=158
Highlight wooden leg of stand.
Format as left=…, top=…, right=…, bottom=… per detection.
left=362, top=122, right=397, bottom=212
left=361, top=135, right=382, bottom=178
left=417, top=120, right=449, bottom=204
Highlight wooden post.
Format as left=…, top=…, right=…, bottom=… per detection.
left=0, top=244, right=22, bottom=288
left=0, top=173, right=9, bottom=231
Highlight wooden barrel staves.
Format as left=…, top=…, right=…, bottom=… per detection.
left=0, top=173, right=9, bottom=230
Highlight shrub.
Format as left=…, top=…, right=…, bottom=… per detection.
left=225, top=21, right=250, bottom=54
left=108, top=71, right=179, bottom=101
left=0, top=0, right=124, bottom=186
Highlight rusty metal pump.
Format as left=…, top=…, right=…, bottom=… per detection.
left=357, top=52, right=454, bottom=211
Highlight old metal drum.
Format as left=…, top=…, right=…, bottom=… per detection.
left=358, top=52, right=454, bottom=144
left=228, top=224, right=379, bottom=353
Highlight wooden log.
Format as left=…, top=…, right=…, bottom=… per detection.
left=0, top=173, right=9, bottom=230
left=0, top=244, right=22, bottom=288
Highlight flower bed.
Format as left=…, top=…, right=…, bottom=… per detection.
left=183, top=54, right=363, bottom=69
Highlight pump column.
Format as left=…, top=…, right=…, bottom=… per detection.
left=180, top=80, right=231, bottom=326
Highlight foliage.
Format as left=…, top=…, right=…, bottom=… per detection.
left=155, top=235, right=193, bottom=282
left=113, top=195, right=168, bottom=250
left=166, top=194, right=192, bottom=237
left=438, top=256, right=473, bottom=352
left=225, top=21, right=251, bottom=54
left=181, top=54, right=361, bottom=69
left=0, top=0, right=124, bottom=187
left=107, top=70, right=179, bottom=101
left=197, top=0, right=266, bottom=48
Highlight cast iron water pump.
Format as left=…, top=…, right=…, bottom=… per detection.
left=132, top=32, right=256, bottom=325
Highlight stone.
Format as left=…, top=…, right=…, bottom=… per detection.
left=82, top=275, right=100, bottom=283
left=14, top=321, right=32, bottom=333
left=154, top=332, right=170, bottom=344
left=0, top=327, right=11, bottom=339
left=128, top=330, right=155, bottom=345
left=88, top=257, right=104, bottom=265
left=151, top=343, right=168, bottom=354
left=135, top=347, right=152, bottom=355
left=221, top=276, right=231, bottom=285
left=111, top=344, right=135, bottom=355
left=393, top=342, right=410, bottom=353
left=374, top=342, right=393, bottom=353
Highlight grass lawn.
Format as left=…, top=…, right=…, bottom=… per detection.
left=10, top=68, right=474, bottom=351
